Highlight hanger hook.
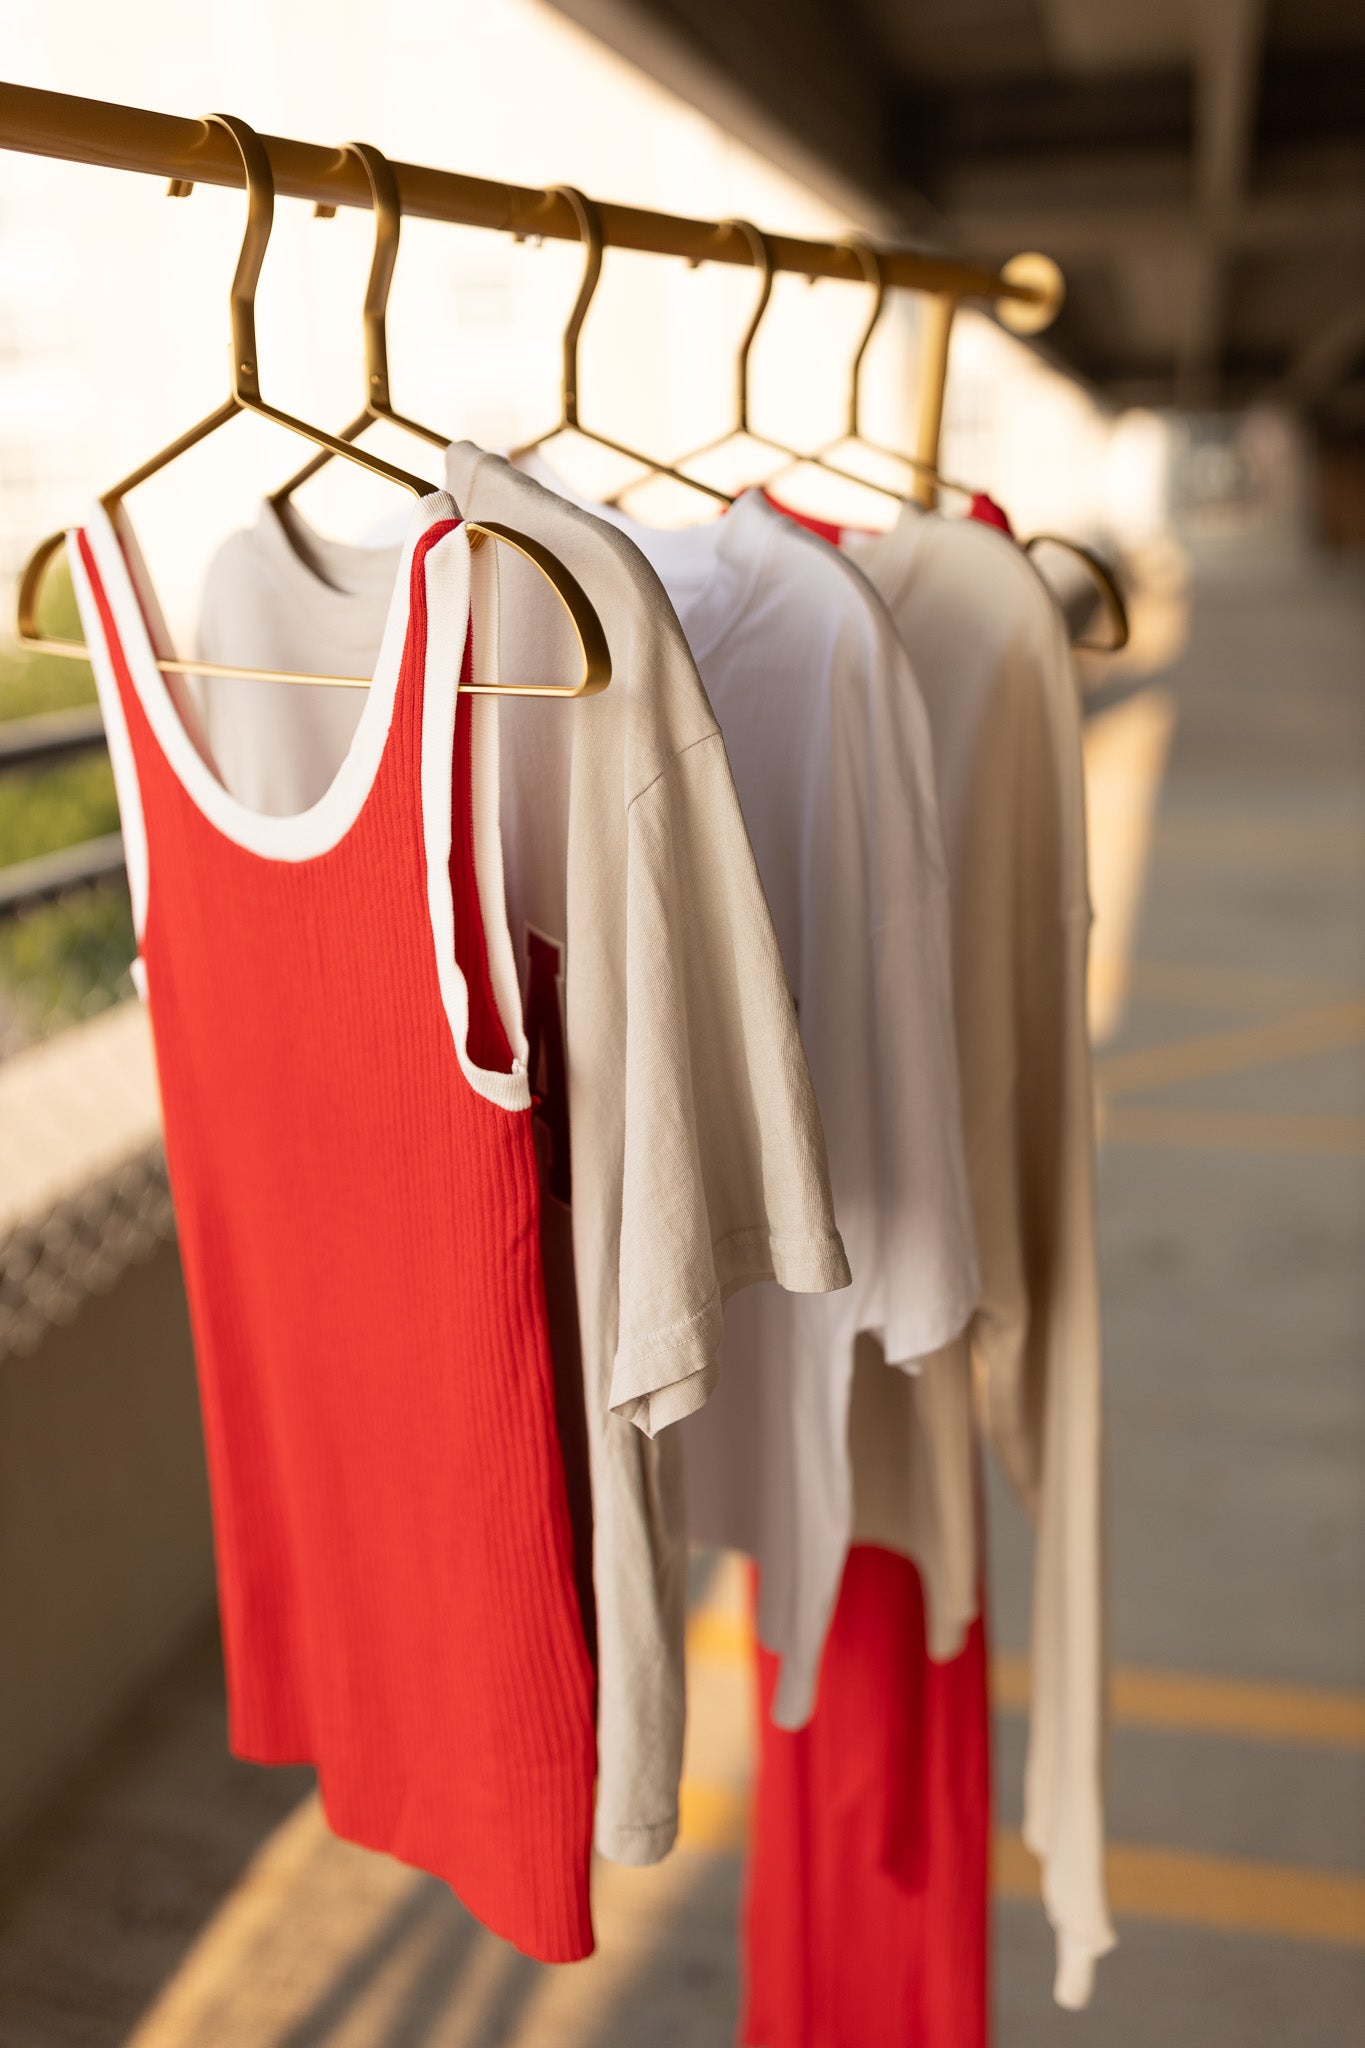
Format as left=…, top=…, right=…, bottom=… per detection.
left=716, top=219, right=774, bottom=435
left=543, top=184, right=604, bottom=432
left=842, top=238, right=888, bottom=442
left=201, top=113, right=276, bottom=407
left=337, top=141, right=402, bottom=408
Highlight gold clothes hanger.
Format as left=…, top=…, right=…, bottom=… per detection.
left=17, top=114, right=609, bottom=698
left=513, top=184, right=731, bottom=507
left=827, top=239, right=976, bottom=503
left=844, top=247, right=1059, bottom=509
left=755, top=237, right=974, bottom=510
left=607, top=217, right=787, bottom=501
left=271, top=139, right=446, bottom=506
left=1024, top=535, right=1130, bottom=653
left=634, top=219, right=908, bottom=514
left=835, top=241, right=1129, bottom=650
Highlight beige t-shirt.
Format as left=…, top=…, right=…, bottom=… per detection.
left=842, top=504, right=1112, bottom=2008
left=193, top=449, right=850, bottom=1865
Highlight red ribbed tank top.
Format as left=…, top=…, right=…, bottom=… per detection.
left=70, top=499, right=596, bottom=1962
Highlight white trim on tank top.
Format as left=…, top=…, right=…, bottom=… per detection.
left=419, top=531, right=531, bottom=1111
left=72, top=496, right=530, bottom=1112
left=464, top=542, right=527, bottom=1069
left=68, top=532, right=151, bottom=955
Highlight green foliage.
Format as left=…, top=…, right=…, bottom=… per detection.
left=0, top=555, right=135, bottom=1049
left=0, top=558, right=97, bottom=719
left=0, top=889, right=136, bottom=1051
left=0, top=754, right=121, bottom=865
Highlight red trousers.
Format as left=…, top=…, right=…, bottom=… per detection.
left=742, top=1546, right=990, bottom=2048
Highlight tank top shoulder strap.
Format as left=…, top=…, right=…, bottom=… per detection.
left=67, top=516, right=160, bottom=960
left=409, top=514, right=530, bottom=1107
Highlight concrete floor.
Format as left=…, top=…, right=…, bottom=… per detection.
left=990, top=530, right=1365, bottom=2043
left=0, top=532, right=1362, bottom=2044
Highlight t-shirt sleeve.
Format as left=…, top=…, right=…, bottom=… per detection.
left=608, top=731, right=850, bottom=1437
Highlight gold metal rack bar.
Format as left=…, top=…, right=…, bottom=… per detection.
left=0, top=81, right=1044, bottom=310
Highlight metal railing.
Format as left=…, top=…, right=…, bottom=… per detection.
left=0, top=705, right=107, bottom=771
left=0, top=834, right=126, bottom=919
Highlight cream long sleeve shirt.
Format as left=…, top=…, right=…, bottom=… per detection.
left=842, top=504, right=1113, bottom=2008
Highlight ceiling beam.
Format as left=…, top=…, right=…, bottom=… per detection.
left=545, top=0, right=1364, bottom=405
left=947, top=186, right=1365, bottom=263
left=1176, top=0, right=1266, bottom=404
left=1277, top=302, right=1365, bottom=409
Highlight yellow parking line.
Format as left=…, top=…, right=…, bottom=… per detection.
left=1095, top=997, right=1365, bottom=1097
left=690, top=1617, right=1365, bottom=1752
left=996, top=1833, right=1365, bottom=1948
left=1126, top=961, right=1361, bottom=1013
left=678, top=1777, right=750, bottom=1853
left=993, top=1654, right=1365, bottom=1750
left=1101, top=1104, right=1365, bottom=1157
left=1083, top=686, right=1178, bottom=1046
left=1113, top=1663, right=1365, bottom=1748
left=1151, top=817, right=1365, bottom=866
left=686, top=1610, right=751, bottom=1665
left=676, top=1785, right=1365, bottom=1948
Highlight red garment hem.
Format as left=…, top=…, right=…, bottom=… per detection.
left=229, top=1732, right=596, bottom=1965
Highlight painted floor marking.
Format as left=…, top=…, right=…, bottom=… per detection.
left=1095, top=997, right=1365, bottom=1097
left=690, top=1616, right=1365, bottom=1751
left=1101, top=1103, right=1365, bottom=1156
left=676, top=1786, right=1365, bottom=1949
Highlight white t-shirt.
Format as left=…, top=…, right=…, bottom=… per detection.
left=840, top=503, right=1113, bottom=2009
left=518, top=459, right=981, bottom=1730
left=192, top=449, right=851, bottom=1866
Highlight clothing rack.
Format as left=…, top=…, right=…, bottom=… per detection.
left=0, top=82, right=1064, bottom=497
left=0, top=83, right=1051, bottom=299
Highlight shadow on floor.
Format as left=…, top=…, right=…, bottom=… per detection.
left=0, top=1623, right=313, bottom=2047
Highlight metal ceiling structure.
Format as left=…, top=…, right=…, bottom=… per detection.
left=552, top=0, right=1365, bottom=427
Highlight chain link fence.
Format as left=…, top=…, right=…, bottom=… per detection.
left=0, top=876, right=137, bottom=1062
left=0, top=1141, right=176, bottom=1364
left=0, top=602, right=167, bottom=1358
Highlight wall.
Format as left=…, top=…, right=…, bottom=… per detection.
left=0, top=1242, right=214, bottom=1850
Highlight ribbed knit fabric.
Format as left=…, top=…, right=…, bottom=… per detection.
left=73, top=519, right=597, bottom=1963
left=743, top=1548, right=990, bottom=2048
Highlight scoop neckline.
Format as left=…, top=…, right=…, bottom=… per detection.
left=255, top=493, right=405, bottom=611
left=78, top=493, right=463, bottom=864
